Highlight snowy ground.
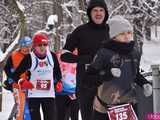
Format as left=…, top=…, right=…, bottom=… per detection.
left=0, top=89, right=15, bottom=120
left=1, top=40, right=160, bottom=119
left=140, top=40, right=160, bottom=72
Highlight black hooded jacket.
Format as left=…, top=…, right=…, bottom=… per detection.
left=61, top=0, right=110, bottom=91
left=87, top=0, right=109, bottom=25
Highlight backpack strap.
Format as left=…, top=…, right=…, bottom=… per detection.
left=30, top=51, right=54, bottom=71
left=30, top=52, right=38, bottom=71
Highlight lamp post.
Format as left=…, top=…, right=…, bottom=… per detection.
left=151, top=64, right=160, bottom=113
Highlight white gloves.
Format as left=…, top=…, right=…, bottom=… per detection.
left=143, top=83, right=152, bottom=97
left=111, top=68, right=121, bottom=77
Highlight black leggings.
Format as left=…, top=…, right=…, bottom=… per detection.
left=28, top=98, right=57, bottom=120
left=91, top=110, right=109, bottom=120
left=78, top=88, right=96, bottom=120
left=56, top=95, right=79, bottom=120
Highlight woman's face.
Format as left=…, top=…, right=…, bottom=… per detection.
left=20, top=46, right=32, bottom=55
left=34, top=43, right=47, bottom=55
left=91, top=7, right=106, bottom=24
left=113, top=31, right=133, bottom=43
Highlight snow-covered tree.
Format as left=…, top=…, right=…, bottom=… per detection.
left=0, top=0, right=160, bottom=64
left=105, top=0, right=160, bottom=54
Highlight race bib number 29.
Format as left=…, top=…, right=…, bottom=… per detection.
left=36, top=80, right=51, bottom=90
left=107, top=104, right=138, bottom=120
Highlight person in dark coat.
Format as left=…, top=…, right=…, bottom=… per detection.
left=86, top=15, right=153, bottom=120
left=60, top=0, right=110, bottom=120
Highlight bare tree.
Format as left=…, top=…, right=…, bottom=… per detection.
left=0, top=0, right=27, bottom=111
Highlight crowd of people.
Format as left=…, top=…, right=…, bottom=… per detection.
left=2, top=0, right=153, bottom=120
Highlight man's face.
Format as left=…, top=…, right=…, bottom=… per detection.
left=90, top=7, right=106, bottom=24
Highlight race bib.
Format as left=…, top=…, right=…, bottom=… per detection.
left=36, top=80, right=51, bottom=90
left=107, top=104, right=138, bottom=120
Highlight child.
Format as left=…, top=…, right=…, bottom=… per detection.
left=86, top=15, right=152, bottom=120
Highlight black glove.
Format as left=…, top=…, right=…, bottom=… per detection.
left=3, top=78, right=14, bottom=91
left=61, top=52, right=78, bottom=63
left=82, top=73, right=102, bottom=89
left=78, top=55, right=92, bottom=64
left=85, top=65, right=103, bottom=87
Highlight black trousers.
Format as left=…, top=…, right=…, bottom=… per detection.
left=28, top=98, right=57, bottom=120
left=91, top=110, right=109, bottom=120
left=56, top=95, right=79, bottom=120
left=78, top=87, right=96, bottom=120
left=76, top=66, right=98, bottom=120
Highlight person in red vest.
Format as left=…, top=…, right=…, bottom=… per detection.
left=9, top=33, right=62, bottom=120
left=3, top=36, right=33, bottom=120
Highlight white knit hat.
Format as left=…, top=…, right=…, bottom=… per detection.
left=108, top=15, right=133, bottom=38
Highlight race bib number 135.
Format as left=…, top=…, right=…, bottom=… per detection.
left=107, top=104, right=138, bottom=120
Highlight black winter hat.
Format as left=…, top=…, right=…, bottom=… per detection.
left=87, top=0, right=109, bottom=23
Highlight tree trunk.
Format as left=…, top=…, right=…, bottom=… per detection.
left=0, top=70, right=2, bottom=112
left=78, top=0, right=86, bottom=10
left=52, top=0, right=63, bottom=51
left=8, top=0, right=28, bottom=37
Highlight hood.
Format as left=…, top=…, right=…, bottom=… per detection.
left=87, top=0, right=109, bottom=25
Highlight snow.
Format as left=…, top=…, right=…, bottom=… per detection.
left=0, top=48, right=3, bottom=57
left=16, top=1, right=25, bottom=12
left=140, top=40, right=160, bottom=72
left=0, top=30, right=20, bottom=63
left=46, top=15, right=58, bottom=25
left=0, top=90, right=14, bottom=120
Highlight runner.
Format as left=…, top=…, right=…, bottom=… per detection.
left=3, top=36, right=32, bottom=120
left=86, top=15, right=152, bottom=120
left=10, top=33, right=62, bottom=120
left=56, top=48, right=79, bottom=120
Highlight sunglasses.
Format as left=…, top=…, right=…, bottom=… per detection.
left=38, top=44, right=48, bottom=47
